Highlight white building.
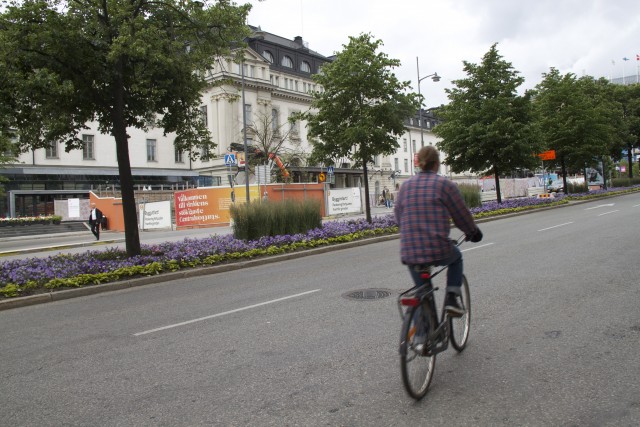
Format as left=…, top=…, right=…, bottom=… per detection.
left=2, top=26, right=444, bottom=216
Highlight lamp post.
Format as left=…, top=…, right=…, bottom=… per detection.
left=415, top=56, right=440, bottom=174
left=241, top=60, right=250, bottom=203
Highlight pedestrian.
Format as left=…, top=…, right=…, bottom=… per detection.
left=383, top=186, right=392, bottom=208
left=394, top=146, right=483, bottom=317
left=88, top=203, right=103, bottom=241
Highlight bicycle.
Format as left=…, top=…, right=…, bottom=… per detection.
left=397, top=235, right=471, bottom=400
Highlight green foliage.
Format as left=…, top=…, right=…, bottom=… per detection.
left=230, top=199, right=322, bottom=241
left=533, top=70, right=622, bottom=176
left=0, top=0, right=251, bottom=257
left=435, top=43, right=540, bottom=203
left=611, top=177, right=640, bottom=187
left=300, top=33, right=421, bottom=222
left=567, top=182, right=588, bottom=194
left=457, top=183, right=482, bottom=208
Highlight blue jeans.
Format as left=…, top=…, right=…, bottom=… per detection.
left=407, top=245, right=463, bottom=296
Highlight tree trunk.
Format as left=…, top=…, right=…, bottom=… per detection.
left=363, top=162, right=372, bottom=223
left=493, top=166, right=502, bottom=204
left=627, top=143, right=633, bottom=179
left=113, top=123, right=141, bottom=257
left=560, top=156, right=568, bottom=193
left=112, top=64, right=141, bottom=257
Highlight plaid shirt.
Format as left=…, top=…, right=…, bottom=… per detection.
left=394, top=171, right=477, bottom=265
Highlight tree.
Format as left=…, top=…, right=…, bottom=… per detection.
left=300, top=33, right=421, bottom=222
left=611, top=83, right=640, bottom=179
left=533, top=69, right=621, bottom=190
left=434, top=43, right=540, bottom=203
left=0, top=0, right=250, bottom=256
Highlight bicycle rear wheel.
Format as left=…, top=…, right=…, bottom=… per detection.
left=449, top=274, right=471, bottom=351
left=399, top=305, right=436, bottom=399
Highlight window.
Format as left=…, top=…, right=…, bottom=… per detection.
left=82, top=135, right=95, bottom=160
left=45, top=141, right=58, bottom=158
left=244, top=103, right=252, bottom=121
left=294, top=80, right=299, bottom=91
left=403, top=139, right=407, bottom=153
left=281, top=55, right=293, bottom=68
left=262, top=50, right=273, bottom=63
left=249, top=65, right=255, bottom=77
left=289, top=112, right=299, bottom=134
left=374, top=155, right=381, bottom=167
left=175, top=145, right=184, bottom=163
left=300, top=61, right=311, bottom=73
left=146, top=139, right=157, bottom=162
left=394, top=158, right=399, bottom=171
left=200, top=105, right=208, bottom=127
left=271, top=108, right=279, bottom=131
left=404, top=159, right=409, bottom=173
left=412, top=140, right=417, bottom=152
left=201, top=145, right=209, bottom=161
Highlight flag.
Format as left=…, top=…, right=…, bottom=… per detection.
left=623, top=57, right=630, bottom=61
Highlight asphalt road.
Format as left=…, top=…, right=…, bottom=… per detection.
left=1, top=194, right=639, bottom=426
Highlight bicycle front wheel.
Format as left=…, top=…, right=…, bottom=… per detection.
left=449, top=274, right=471, bottom=351
left=399, top=305, right=436, bottom=400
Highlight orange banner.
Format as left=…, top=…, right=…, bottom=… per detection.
left=174, top=186, right=259, bottom=228
left=538, top=150, right=556, bottom=161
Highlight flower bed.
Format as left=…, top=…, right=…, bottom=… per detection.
left=0, top=215, right=62, bottom=226
left=1, top=185, right=638, bottom=299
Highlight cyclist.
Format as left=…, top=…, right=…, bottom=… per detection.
left=394, top=146, right=483, bottom=317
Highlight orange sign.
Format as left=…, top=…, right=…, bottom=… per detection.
left=538, top=150, right=556, bottom=161
left=174, top=186, right=259, bottom=228
left=318, top=173, right=326, bottom=182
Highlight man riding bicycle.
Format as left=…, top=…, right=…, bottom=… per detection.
left=394, top=146, right=483, bottom=317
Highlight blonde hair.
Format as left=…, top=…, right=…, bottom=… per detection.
left=417, top=146, right=440, bottom=171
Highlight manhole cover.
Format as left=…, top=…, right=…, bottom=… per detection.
left=342, top=289, right=392, bottom=301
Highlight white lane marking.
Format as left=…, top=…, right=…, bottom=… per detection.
left=538, top=222, right=574, bottom=232
left=461, top=243, right=494, bottom=252
left=633, top=204, right=640, bottom=208
left=585, top=203, right=615, bottom=210
left=598, top=210, right=619, bottom=216
left=134, top=289, right=321, bottom=336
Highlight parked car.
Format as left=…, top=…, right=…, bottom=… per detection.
left=547, top=179, right=564, bottom=193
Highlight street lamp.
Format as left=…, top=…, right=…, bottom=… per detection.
left=241, top=60, right=250, bottom=203
left=415, top=56, right=440, bottom=174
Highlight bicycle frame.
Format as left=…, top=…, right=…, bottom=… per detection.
left=397, top=235, right=466, bottom=356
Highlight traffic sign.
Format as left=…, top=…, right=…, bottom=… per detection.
left=318, top=172, right=326, bottom=182
left=224, top=153, right=237, bottom=166
left=327, top=166, right=334, bottom=175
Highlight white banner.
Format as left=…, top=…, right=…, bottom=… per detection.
left=327, top=188, right=362, bottom=215
left=68, top=198, right=80, bottom=218
left=139, top=201, right=172, bottom=230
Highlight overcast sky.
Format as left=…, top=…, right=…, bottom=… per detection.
left=247, top=0, right=640, bottom=106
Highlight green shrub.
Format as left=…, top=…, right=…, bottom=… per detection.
left=457, top=183, right=481, bottom=208
left=230, top=199, right=322, bottom=240
left=567, top=182, right=588, bottom=194
left=611, top=177, right=640, bottom=187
